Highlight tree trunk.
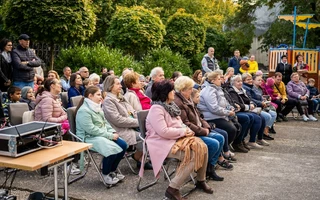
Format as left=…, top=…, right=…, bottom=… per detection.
left=50, top=43, right=55, bottom=70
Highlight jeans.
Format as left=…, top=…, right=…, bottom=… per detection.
left=261, top=110, right=277, bottom=128
left=234, top=112, right=252, bottom=144
left=312, top=99, right=320, bottom=112
left=244, top=112, right=265, bottom=142
left=210, top=127, right=229, bottom=153
left=199, top=131, right=224, bottom=166
left=102, top=138, right=127, bottom=175
left=207, top=118, right=237, bottom=147
left=13, top=81, right=34, bottom=89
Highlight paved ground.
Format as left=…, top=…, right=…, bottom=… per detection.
left=1, top=114, right=320, bottom=200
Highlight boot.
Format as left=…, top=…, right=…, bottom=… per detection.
left=195, top=181, right=214, bottom=194
left=165, top=186, right=187, bottom=200
left=242, top=141, right=250, bottom=151
left=206, top=165, right=224, bottom=181
left=232, top=143, right=248, bottom=153
left=269, top=125, right=276, bottom=134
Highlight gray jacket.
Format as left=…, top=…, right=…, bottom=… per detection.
left=197, top=81, right=231, bottom=121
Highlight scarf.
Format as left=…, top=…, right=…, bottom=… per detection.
left=171, top=136, right=207, bottom=175
left=151, top=100, right=181, bottom=117
left=178, top=93, right=202, bottom=127
left=85, top=98, right=102, bottom=113
left=2, top=51, right=11, bottom=63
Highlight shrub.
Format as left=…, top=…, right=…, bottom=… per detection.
left=55, top=43, right=142, bottom=75
left=106, top=6, right=165, bottom=59
left=164, top=9, right=206, bottom=58
left=141, top=47, right=191, bottom=78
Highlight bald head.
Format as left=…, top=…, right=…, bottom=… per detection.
left=208, top=47, right=215, bottom=57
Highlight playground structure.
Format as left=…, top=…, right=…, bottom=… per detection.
left=268, top=47, right=320, bottom=88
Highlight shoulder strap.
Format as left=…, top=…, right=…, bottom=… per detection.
left=274, top=83, right=282, bottom=95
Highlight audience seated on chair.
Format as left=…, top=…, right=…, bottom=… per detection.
left=102, top=75, right=152, bottom=170
left=286, top=73, right=317, bottom=122
left=75, top=86, right=127, bottom=185
left=2, top=86, right=21, bottom=125
left=306, top=78, right=320, bottom=114
left=141, top=80, right=213, bottom=200
left=68, top=73, right=84, bottom=108
left=20, top=86, right=36, bottom=110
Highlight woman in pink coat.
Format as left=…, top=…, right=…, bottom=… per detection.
left=142, top=80, right=212, bottom=200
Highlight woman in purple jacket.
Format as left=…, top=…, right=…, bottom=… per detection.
left=286, top=73, right=317, bottom=121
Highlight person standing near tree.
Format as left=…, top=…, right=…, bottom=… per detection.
left=228, top=49, right=241, bottom=75
left=0, top=38, right=13, bottom=92
left=11, top=34, right=41, bottom=89
left=201, top=47, right=219, bottom=75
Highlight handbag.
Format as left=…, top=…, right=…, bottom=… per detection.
left=298, top=99, right=308, bottom=106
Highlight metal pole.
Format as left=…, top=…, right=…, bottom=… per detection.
left=54, top=166, right=58, bottom=200
left=293, top=6, right=297, bottom=47
left=303, top=18, right=310, bottom=48
left=64, top=162, right=68, bottom=199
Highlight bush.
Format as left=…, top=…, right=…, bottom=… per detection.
left=55, top=43, right=142, bottom=75
left=106, top=6, right=165, bottom=59
left=164, top=9, right=206, bottom=58
left=141, top=47, right=191, bottom=78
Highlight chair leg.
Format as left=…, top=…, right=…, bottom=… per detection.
left=136, top=150, right=158, bottom=192
left=124, top=155, right=138, bottom=175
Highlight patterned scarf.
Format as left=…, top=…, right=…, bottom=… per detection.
left=151, top=100, right=181, bottom=117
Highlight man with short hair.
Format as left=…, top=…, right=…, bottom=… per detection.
left=78, top=66, right=89, bottom=80
left=145, top=67, right=165, bottom=98
left=228, top=49, right=241, bottom=75
left=60, top=66, right=72, bottom=91
left=272, top=72, right=296, bottom=121
left=11, top=34, right=42, bottom=88
left=201, top=47, right=220, bottom=75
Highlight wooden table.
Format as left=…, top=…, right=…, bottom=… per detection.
left=0, top=140, right=92, bottom=199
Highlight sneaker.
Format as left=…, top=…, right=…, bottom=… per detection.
left=280, top=114, right=288, bottom=122
left=308, top=115, right=318, bottom=121
left=110, top=172, right=125, bottom=181
left=217, top=160, right=233, bottom=170
left=256, top=139, right=270, bottom=146
left=67, top=164, right=81, bottom=175
left=246, top=142, right=263, bottom=149
left=263, top=134, right=274, bottom=140
left=103, top=173, right=120, bottom=185
left=302, top=114, right=309, bottom=122
left=242, top=141, right=251, bottom=151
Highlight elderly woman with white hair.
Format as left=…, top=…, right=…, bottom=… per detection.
left=228, top=75, right=269, bottom=149
left=145, top=67, right=165, bottom=98
left=89, top=73, right=100, bottom=87
left=174, top=76, right=233, bottom=179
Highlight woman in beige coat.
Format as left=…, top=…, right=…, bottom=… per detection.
left=102, top=75, right=152, bottom=170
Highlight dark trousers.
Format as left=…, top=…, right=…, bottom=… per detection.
left=273, top=99, right=296, bottom=116
left=207, top=118, right=237, bottom=145
left=296, top=99, right=314, bottom=115
left=102, top=138, right=127, bottom=175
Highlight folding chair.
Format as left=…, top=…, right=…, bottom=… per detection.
left=66, top=107, right=111, bottom=187
left=70, top=96, right=82, bottom=107
left=136, top=110, right=196, bottom=195
left=8, top=103, right=29, bottom=125
left=60, top=92, right=68, bottom=109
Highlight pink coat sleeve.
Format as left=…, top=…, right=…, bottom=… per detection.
left=147, top=106, right=186, bottom=140
left=38, top=98, right=67, bottom=123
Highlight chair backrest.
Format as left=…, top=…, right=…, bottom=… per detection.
left=60, top=92, right=68, bottom=109
left=8, top=103, right=29, bottom=125
left=70, top=96, right=82, bottom=107
left=67, top=106, right=77, bottom=134
left=137, top=110, right=149, bottom=138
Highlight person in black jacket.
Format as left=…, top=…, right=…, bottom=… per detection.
left=275, top=55, right=292, bottom=84
left=11, top=34, right=41, bottom=89
left=0, top=38, right=13, bottom=92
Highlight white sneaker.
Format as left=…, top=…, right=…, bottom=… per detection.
left=256, top=139, right=270, bottom=146
left=103, top=173, right=120, bottom=185
left=110, top=172, right=125, bottom=181
left=308, top=115, right=318, bottom=121
left=302, top=114, right=309, bottom=122
left=247, top=142, right=263, bottom=149
left=67, top=164, right=81, bottom=175
left=228, top=151, right=235, bottom=157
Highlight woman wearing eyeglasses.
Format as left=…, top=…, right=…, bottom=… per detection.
left=0, top=38, right=13, bottom=92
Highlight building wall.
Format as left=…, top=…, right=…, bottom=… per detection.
left=249, top=37, right=269, bottom=67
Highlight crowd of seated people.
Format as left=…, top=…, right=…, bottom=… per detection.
left=1, top=52, right=320, bottom=199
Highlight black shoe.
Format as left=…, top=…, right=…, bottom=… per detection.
left=276, top=117, right=282, bottom=122
left=242, top=141, right=251, bottom=151
left=269, top=126, right=276, bottom=134
left=279, top=114, right=288, bottom=122
left=206, top=165, right=224, bottom=181
left=232, top=143, right=249, bottom=153
left=217, top=160, right=233, bottom=170
left=223, top=154, right=237, bottom=163
left=132, top=154, right=153, bottom=170
left=263, top=134, right=274, bottom=140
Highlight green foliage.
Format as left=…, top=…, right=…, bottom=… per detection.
left=1, top=0, right=96, bottom=44
left=55, top=43, right=142, bottom=76
left=204, top=27, right=231, bottom=59
left=164, top=10, right=206, bottom=58
left=106, top=6, right=165, bottom=59
left=189, top=52, right=204, bottom=72
left=141, top=47, right=191, bottom=78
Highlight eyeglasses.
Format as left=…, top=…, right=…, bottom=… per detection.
left=6, top=45, right=12, bottom=46
left=82, top=71, right=89, bottom=73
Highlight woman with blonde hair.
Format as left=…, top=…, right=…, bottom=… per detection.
left=47, top=70, right=60, bottom=80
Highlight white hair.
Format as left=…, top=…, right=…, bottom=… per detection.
left=89, top=73, right=100, bottom=81
left=230, top=74, right=242, bottom=86
left=149, top=67, right=164, bottom=78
